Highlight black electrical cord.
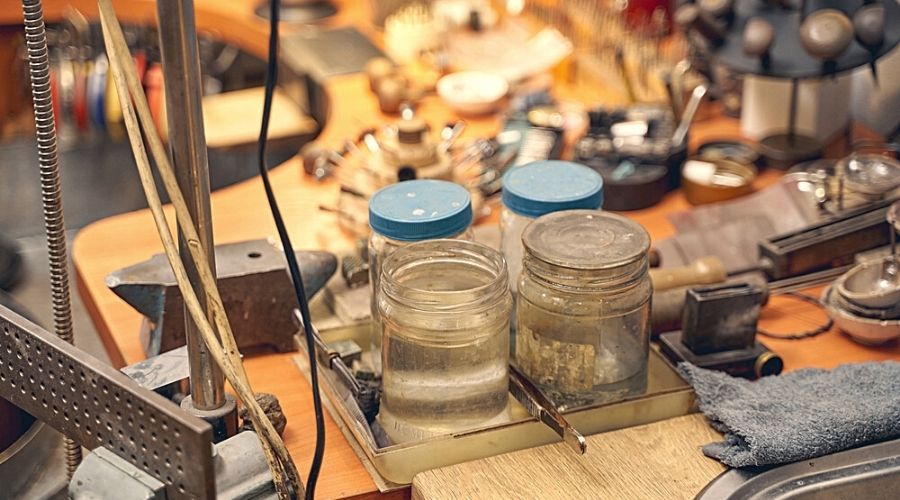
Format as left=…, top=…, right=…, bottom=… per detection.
left=258, top=1, right=325, bottom=498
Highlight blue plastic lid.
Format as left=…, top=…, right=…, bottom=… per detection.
left=368, top=180, right=473, bottom=241
left=502, top=161, right=604, bottom=218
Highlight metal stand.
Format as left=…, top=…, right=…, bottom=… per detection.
left=703, top=1, right=900, bottom=169
left=255, top=0, right=337, bottom=23
left=758, top=78, right=823, bottom=169
left=0, top=304, right=216, bottom=498
left=181, top=395, right=239, bottom=443
left=155, top=0, right=236, bottom=437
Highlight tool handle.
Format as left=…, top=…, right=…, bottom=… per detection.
left=650, top=256, right=727, bottom=292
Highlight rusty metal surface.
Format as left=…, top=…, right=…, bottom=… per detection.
left=0, top=304, right=214, bottom=499
left=106, top=239, right=337, bottom=356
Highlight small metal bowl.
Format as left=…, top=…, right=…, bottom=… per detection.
left=835, top=257, right=900, bottom=310
left=840, top=154, right=900, bottom=195
left=681, top=157, right=757, bottom=205
left=823, top=286, right=900, bottom=346
left=832, top=288, right=900, bottom=321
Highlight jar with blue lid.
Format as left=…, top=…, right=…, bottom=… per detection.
left=368, top=180, right=474, bottom=358
left=500, top=160, right=604, bottom=297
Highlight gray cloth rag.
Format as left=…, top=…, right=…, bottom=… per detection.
left=678, top=361, right=900, bottom=468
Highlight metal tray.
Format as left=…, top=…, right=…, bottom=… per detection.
left=293, top=324, right=696, bottom=489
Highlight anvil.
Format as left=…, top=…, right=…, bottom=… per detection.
left=106, top=239, right=337, bottom=357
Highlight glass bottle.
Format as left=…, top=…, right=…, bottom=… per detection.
left=516, top=210, right=652, bottom=410
left=377, top=239, right=512, bottom=442
left=368, top=180, right=473, bottom=365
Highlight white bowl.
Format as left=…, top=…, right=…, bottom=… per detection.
left=835, top=257, right=900, bottom=310
left=437, top=71, right=508, bottom=116
left=823, top=286, right=900, bottom=345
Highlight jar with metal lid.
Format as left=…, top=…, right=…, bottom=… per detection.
left=377, top=239, right=512, bottom=442
left=516, top=210, right=652, bottom=410
left=368, top=180, right=474, bottom=357
left=501, top=160, right=604, bottom=296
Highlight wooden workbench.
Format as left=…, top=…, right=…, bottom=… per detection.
left=49, top=1, right=900, bottom=498
left=412, top=413, right=725, bottom=500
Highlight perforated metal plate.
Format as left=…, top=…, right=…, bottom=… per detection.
left=0, top=304, right=214, bottom=499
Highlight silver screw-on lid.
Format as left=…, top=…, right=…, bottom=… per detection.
left=522, top=210, right=650, bottom=270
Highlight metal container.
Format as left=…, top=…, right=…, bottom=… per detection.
left=682, top=157, right=757, bottom=205
left=293, top=324, right=695, bottom=489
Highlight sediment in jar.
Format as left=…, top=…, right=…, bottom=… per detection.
left=516, top=295, right=649, bottom=409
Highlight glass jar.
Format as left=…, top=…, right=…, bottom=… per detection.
left=377, top=239, right=512, bottom=442
left=516, top=210, right=652, bottom=410
left=501, top=160, right=604, bottom=296
left=368, top=180, right=473, bottom=359
left=501, top=161, right=603, bottom=352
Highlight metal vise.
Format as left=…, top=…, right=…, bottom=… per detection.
left=106, top=239, right=337, bottom=357
left=70, top=431, right=276, bottom=500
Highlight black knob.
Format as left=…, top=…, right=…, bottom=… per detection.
left=397, top=165, right=417, bottom=181
left=754, top=351, right=784, bottom=378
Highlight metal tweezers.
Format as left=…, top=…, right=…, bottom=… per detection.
left=509, top=363, right=587, bottom=454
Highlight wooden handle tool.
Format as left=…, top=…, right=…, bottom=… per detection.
left=650, top=256, right=727, bottom=292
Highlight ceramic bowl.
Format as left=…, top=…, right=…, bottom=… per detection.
left=822, top=286, right=900, bottom=345
left=835, top=257, right=900, bottom=310
left=437, top=71, right=508, bottom=116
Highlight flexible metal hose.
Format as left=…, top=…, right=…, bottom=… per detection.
left=21, top=0, right=82, bottom=477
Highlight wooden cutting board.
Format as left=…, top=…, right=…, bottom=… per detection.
left=411, top=414, right=726, bottom=500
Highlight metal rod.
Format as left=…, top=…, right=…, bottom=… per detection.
left=889, top=203, right=899, bottom=275
left=672, top=84, right=708, bottom=146
left=787, top=78, right=799, bottom=146
left=20, top=0, right=82, bottom=477
left=156, top=0, right=224, bottom=410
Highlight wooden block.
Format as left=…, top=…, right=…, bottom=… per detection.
left=412, top=414, right=726, bottom=500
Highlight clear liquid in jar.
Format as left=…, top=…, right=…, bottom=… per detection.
left=379, top=268, right=510, bottom=442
